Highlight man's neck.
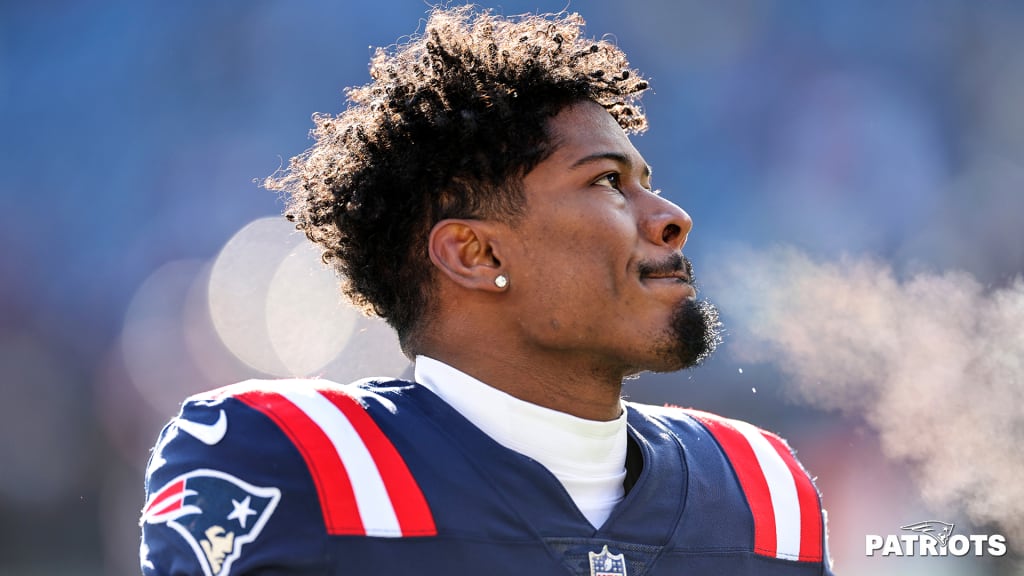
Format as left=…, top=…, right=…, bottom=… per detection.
left=414, top=341, right=625, bottom=421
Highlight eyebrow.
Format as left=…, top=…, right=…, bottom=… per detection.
left=570, top=152, right=652, bottom=179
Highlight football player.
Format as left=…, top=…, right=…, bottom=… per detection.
left=141, top=6, right=833, bottom=575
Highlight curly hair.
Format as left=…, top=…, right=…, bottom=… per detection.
left=265, top=5, right=650, bottom=350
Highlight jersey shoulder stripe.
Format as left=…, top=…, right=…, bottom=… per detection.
left=208, top=379, right=436, bottom=538
left=683, top=408, right=823, bottom=563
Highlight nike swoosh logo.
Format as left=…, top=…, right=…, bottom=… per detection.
left=176, top=409, right=228, bottom=445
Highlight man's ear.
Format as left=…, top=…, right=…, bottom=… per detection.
left=428, top=219, right=508, bottom=292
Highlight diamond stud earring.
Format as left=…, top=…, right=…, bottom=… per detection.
left=494, top=274, right=509, bottom=289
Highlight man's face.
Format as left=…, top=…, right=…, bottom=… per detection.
left=502, top=101, right=720, bottom=376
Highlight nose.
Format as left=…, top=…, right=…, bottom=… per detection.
left=641, top=193, right=692, bottom=250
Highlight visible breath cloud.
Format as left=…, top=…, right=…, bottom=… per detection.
left=706, top=245, right=1024, bottom=546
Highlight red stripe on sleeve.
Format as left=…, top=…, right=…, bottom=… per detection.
left=687, top=410, right=778, bottom=557
left=237, top=390, right=365, bottom=535
left=763, top=432, right=823, bottom=562
left=322, top=389, right=437, bottom=536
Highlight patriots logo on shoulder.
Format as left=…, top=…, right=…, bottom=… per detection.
left=901, top=520, right=955, bottom=547
left=141, top=469, right=280, bottom=576
left=589, top=545, right=628, bottom=576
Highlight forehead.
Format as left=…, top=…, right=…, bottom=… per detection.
left=544, top=101, right=645, bottom=166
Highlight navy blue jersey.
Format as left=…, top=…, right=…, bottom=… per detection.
left=141, top=378, right=833, bottom=575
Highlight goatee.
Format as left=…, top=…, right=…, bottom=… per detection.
left=668, top=297, right=722, bottom=368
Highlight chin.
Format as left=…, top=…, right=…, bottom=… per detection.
left=656, top=298, right=723, bottom=371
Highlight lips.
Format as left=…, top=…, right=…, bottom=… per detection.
left=637, top=253, right=697, bottom=300
left=640, top=275, right=697, bottom=303
left=637, top=253, right=691, bottom=283
left=641, top=274, right=694, bottom=291
left=641, top=272, right=690, bottom=282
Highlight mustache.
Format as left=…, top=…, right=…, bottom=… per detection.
left=638, top=253, right=695, bottom=284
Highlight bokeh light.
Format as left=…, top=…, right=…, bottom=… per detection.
left=120, top=259, right=213, bottom=417
left=206, top=215, right=407, bottom=377
left=207, top=217, right=298, bottom=376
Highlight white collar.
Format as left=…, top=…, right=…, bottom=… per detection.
left=414, top=355, right=628, bottom=528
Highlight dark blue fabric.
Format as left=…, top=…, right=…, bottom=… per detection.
left=142, top=379, right=832, bottom=575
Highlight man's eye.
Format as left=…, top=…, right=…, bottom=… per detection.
left=595, top=173, right=621, bottom=189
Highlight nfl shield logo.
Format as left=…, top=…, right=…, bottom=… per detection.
left=589, top=545, right=627, bottom=576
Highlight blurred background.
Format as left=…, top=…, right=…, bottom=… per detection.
left=2, top=1, right=1023, bottom=574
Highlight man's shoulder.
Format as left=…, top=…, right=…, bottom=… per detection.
left=181, top=376, right=414, bottom=407
left=630, top=402, right=828, bottom=566
left=629, top=402, right=817, bottom=485
left=140, top=377, right=437, bottom=574
left=628, top=402, right=796, bottom=452
left=143, top=377, right=423, bottom=489
left=142, top=376, right=431, bottom=518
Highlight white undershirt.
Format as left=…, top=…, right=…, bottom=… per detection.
left=414, top=355, right=628, bottom=529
